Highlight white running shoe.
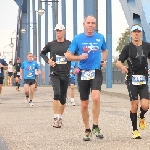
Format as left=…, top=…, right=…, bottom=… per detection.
left=71, top=99, right=75, bottom=106
left=71, top=101, right=76, bottom=106
left=29, top=101, right=33, bottom=106
left=53, top=118, right=61, bottom=128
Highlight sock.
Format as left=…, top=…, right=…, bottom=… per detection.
left=130, top=111, right=137, bottom=131
left=54, top=114, right=61, bottom=119
left=26, top=95, right=29, bottom=99
left=71, top=98, right=74, bottom=102
left=85, top=128, right=91, bottom=133
left=18, top=84, right=20, bottom=89
left=29, top=100, right=32, bottom=103
left=140, top=107, right=148, bottom=119
left=57, top=114, right=61, bottom=119
left=16, top=82, right=18, bottom=86
left=54, top=114, right=57, bottom=118
left=92, top=124, right=98, bottom=129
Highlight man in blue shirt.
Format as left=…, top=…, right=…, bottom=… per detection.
left=65, top=15, right=108, bottom=141
left=20, top=52, right=40, bottom=106
left=0, top=53, right=8, bottom=102
left=66, top=61, right=78, bottom=106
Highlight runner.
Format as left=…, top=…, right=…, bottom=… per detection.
left=20, top=52, right=40, bottom=106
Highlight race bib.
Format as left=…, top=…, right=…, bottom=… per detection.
left=56, top=55, right=67, bottom=64
left=132, top=75, right=146, bottom=85
left=17, top=72, right=20, bottom=75
left=27, top=72, right=33, bottom=77
left=81, top=70, right=95, bottom=80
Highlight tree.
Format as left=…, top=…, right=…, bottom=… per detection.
left=116, top=28, right=130, bottom=53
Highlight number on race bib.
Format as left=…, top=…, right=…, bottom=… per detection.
left=56, top=55, right=67, bottom=64
left=132, top=75, right=146, bottom=85
left=81, top=70, right=95, bottom=80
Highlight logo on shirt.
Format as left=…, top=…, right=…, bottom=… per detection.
left=96, top=39, right=100, bottom=42
left=83, top=43, right=99, bottom=53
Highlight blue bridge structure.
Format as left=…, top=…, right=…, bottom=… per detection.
left=12, top=0, right=150, bottom=88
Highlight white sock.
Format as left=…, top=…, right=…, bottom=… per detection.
left=54, top=114, right=57, bottom=118
left=54, top=114, right=61, bottom=119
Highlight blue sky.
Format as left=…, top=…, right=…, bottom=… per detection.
left=0, top=0, right=128, bottom=62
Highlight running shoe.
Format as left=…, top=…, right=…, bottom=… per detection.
left=92, top=127, right=104, bottom=139
left=83, top=131, right=92, bottom=141
left=29, top=101, right=33, bottom=107
left=53, top=118, right=61, bottom=128
left=71, top=101, right=75, bottom=106
left=132, top=130, right=141, bottom=139
left=139, top=118, right=146, bottom=130
left=138, top=111, right=146, bottom=130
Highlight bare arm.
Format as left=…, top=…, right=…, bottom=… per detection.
left=20, top=68, right=23, bottom=80
left=102, top=50, right=108, bottom=61
left=0, top=63, right=8, bottom=70
left=3, top=66, right=8, bottom=70
left=116, top=60, right=128, bottom=73
left=64, top=51, right=88, bottom=61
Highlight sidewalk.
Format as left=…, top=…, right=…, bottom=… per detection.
left=101, top=84, right=129, bottom=99
left=0, top=85, right=150, bottom=150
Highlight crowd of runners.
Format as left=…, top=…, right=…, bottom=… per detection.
left=0, top=15, right=150, bottom=141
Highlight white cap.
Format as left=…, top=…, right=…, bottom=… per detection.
left=54, top=24, right=65, bottom=30
left=131, top=25, right=142, bottom=32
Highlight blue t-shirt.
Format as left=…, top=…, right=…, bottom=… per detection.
left=0, top=59, right=8, bottom=77
left=68, top=32, right=107, bottom=70
left=70, top=61, right=78, bottom=79
left=21, top=60, right=39, bottom=79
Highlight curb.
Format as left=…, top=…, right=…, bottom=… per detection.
left=101, top=90, right=129, bottom=99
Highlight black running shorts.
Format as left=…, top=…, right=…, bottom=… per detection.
left=50, top=74, right=69, bottom=105
left=24, top=79, right=36, bottom=85
left=0, top=77, right=4, bottom=84
left=77, top=69, right=103, bottom=100
left=127, top=82, right=149, bottom=100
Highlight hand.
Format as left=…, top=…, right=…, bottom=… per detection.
left=74, top=68, right=80, bottom=74
left=121, top=66, right=128, bottom=74
left=48, top=57, right=56, bottom=67
left=79, top=53, right=88, bottom=60
left=101, top=60, right=107, bottom=68
left=37, top=70, right=41, bottom=75
left=0, top=63, right=3, bottom=68
left=64, top=51, right=69, bottom=58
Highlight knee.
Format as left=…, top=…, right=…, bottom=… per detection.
left=81, top=101, right=88, bottom=110
left=93, top=96, right=100, bottom=103
left=131, top=103, right=138, bottom=112
left=70, top=86, right=74, bottom=90
left=141, top=105, right=149, bottom=111
left=25, top=91, right=29, bottom=95
left=30, top=89, right=34, bottom=93
left=141, top=99, right=149, bottom=111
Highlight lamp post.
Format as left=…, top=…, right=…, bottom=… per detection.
left=37, top=0, right=59, bottom=85
left=38, top=0, right=59, bottom=24
left=21, top=22, right=37, bottom=33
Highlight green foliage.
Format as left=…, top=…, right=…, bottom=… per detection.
left=116, top=28, right=130, bottom=53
